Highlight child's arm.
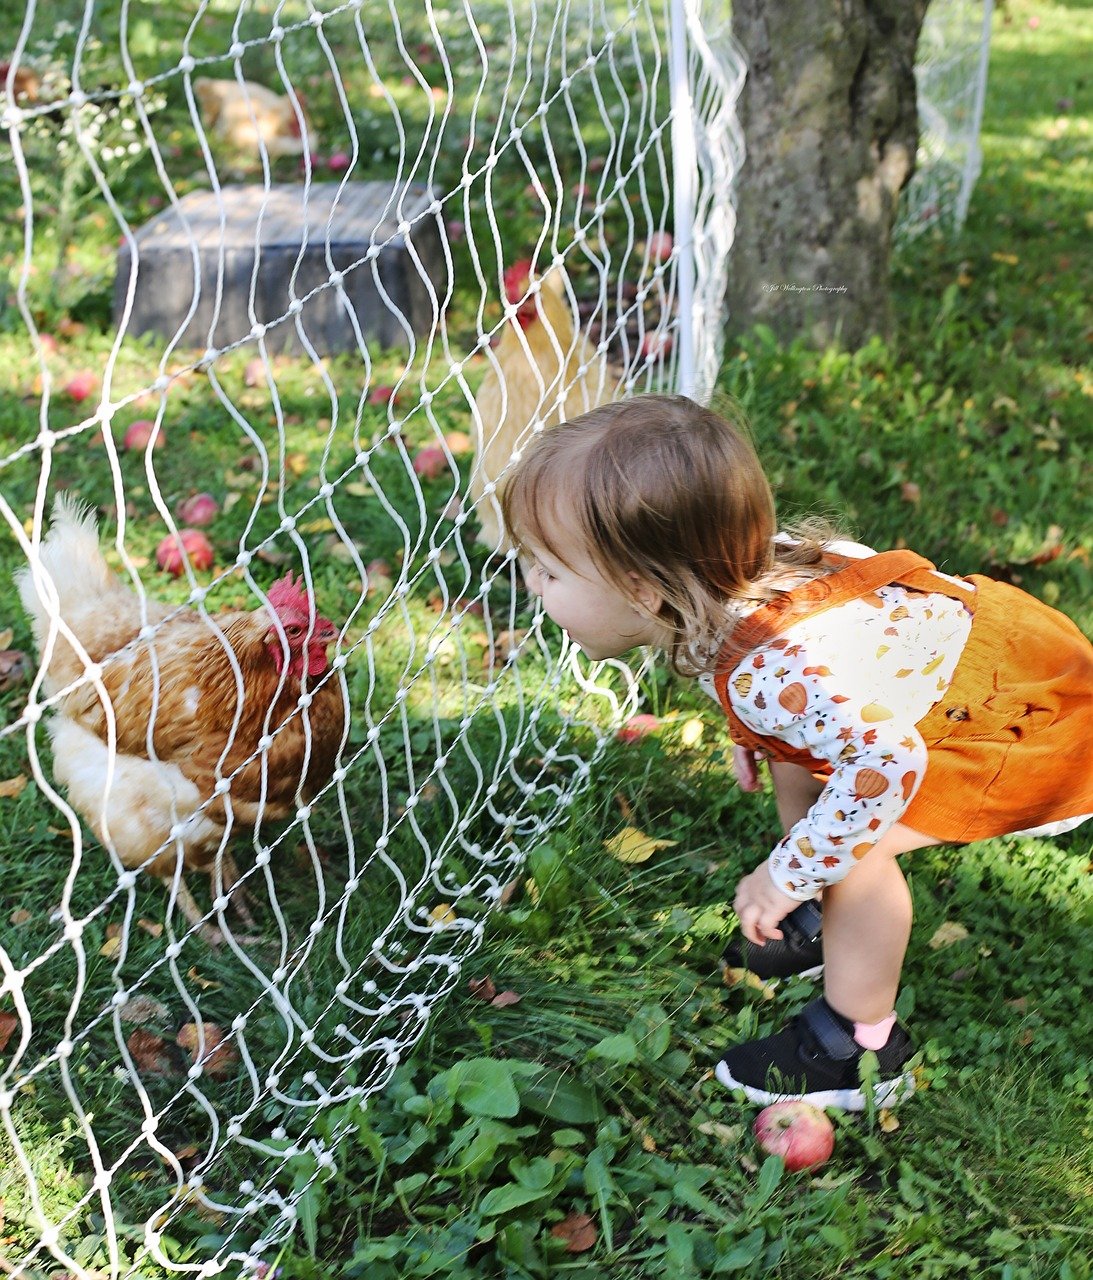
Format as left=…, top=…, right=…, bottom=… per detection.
left=733, top=861, right=801, bottom=944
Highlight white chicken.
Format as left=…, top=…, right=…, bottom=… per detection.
left=469, top=259, right=617, bottom=552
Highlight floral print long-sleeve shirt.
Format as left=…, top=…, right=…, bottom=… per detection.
left=704, top=572, right=975, bottom=900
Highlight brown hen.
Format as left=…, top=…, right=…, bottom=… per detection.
left=17, top=498, right=345, bottom=941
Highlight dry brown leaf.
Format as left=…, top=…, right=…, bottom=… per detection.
left=127, top=1028, right=181, bottom=1076
left=428, top=904, right=457, bottom=928
left=0, top=648, right=29, bottom=692
left=928, top=921, right=969, bottom=950
left=497, top=876, right=521, bottom=907
left=9, top=908, right=31, bottom=926
left=0, top=1009, right=18, bottom=1053
left=550, top=1211, right=597, bottom=1254
left=641, top=1132, right=657, bottom=1152
left=186, top=967, right=221, bottom=991
left=720, top=966, right=776, bottom=1000
left=99, top=934, right=122, bottom=958
left=0, top=774, right=28, bottom=799
left=878, top=1109, right=900, bottom=1132
left=117, top=994, right=170, bottom=1025
left=490, top=990, right=522, bottom=1008
left=468, top=975, right=497, bottom=1002
left=138, top=917, right=164, bottom=938
left=603, top=825, right=678, bottom=864
left=697, top=1120, right=745, bottom=1145
left=177, top=1021, right=238, bottom=1078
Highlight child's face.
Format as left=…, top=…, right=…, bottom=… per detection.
left=521, top=531, right=663, bottom=660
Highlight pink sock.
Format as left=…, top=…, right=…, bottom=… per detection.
left=853, top=1013, right=897, bottom=1050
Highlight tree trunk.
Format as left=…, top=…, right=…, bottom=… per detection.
left=726, top=0, right=930, bottom=349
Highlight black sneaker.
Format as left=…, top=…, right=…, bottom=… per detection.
left=715, top=996, right=916, bottom=1111
left=721, top=899, right=824, bottom=982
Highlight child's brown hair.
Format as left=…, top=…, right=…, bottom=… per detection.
left=500, top=394, right=839, bottom=674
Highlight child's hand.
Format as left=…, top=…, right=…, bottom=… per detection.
left=733, top=745, right=765, bottom=792
left=732, top=864, right=801, bottom=946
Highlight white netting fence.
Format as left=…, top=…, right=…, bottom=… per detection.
left=0, top=0, right=988, bottom=1274
left=0, top=1, right=742, bottom=1274
left=898, top=0, right=993, bottom=238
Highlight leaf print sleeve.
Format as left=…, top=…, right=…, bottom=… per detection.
left=767, top=721, right=927, bottom=900
left=727, top=645, right=929, bottom=901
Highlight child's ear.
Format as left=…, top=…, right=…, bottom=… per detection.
left=628, top=574, right=663, bottom=617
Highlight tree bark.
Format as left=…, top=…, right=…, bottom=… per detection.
left=726, top=0, right=930, bottom=349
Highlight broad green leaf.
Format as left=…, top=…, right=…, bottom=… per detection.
left=518, top=1069, right=604, bottom=1123
left=478, top=1180, right=552, bottom=1216
left=444, top=1058, right=520, bottom=1118
left=589, top=1033, right=639, bottom=1064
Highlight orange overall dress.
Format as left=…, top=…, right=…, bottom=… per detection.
left=713, top=550, right=1093, bottom=843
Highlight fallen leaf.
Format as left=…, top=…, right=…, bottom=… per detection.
left=878, top=1109, right=900, bottom=1132
left=9, top=908, right=30, bottom=926
left=490, top=990, right=521, bottom=1008
left=900, top=482, right=921, bottom=505
left=186, top=967, right=221, bottom=991
left=0, top=774, right=28, bottom=799
left=603, top=825, right=678, bottom=864
left=176, top=1021, right=238, bottom=1078
left=550, top=1212, right=596, bottom=1254
left=0, top=628, right=12, bottom=648
left=928, top=921, right=969, bottom=950
left=720, top=966, right=776, bottom=1000
left=697, top=1120, right=745, bottom=1145
left=127, top=1028, right=182, bottom=1076
left=0, top=648, right=29, bottom=692
left=99, top=934, right=122, bottom=958
left=679, top=717, right=704, bottom=747
left=615, top=792, right=634, bottom=821
left=428, top=903, right=457, bottom=928
left=468, top=975, right=497, bottom=1002
left=117, top=994, right=170, bottom=1024
left=0, top=1009, right=18, bottom=1052
left=497, top=877, right=521, bottom=907
left=138, top=918, right=164, bottom=938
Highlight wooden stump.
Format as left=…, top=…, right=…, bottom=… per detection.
left=114, top=182, right=445, bottom=356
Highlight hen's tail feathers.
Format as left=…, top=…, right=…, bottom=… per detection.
left=15, top=496, right=114, bottom=646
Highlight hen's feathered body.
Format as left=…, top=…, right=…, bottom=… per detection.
left=17, top=500, right=344, bottom=935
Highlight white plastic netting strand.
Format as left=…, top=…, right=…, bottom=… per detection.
left=1, top=1, right=741, bottom=1275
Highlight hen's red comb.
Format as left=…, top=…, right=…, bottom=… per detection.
left=266, top=572, right=311, bottom=614
left=503, top=259, right=534, bottom=306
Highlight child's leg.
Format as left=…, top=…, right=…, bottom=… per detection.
left=822, top=824, right=942, bottom=1025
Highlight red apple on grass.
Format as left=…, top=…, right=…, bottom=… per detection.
left=63, top=371, right=97, bottom=402
left=412, top=445, right=448, bottom=480
left=156, top=529, right=214, bottom=576
left=753, top=1101, right=834, bottom=1172
left=124, top=419, right=163, bottom=451
left=616, top=713, right=660, bottom=744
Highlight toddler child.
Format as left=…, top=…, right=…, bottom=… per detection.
left=500, top=394, right=1093, bottom=1110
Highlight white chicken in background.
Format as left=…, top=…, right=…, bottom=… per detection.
left=469, top=259, right=618, bottom=552
left=194, top=77, right=311, bottom=159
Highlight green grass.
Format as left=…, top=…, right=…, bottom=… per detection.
left=1, top=0, right=1092, bottom=1276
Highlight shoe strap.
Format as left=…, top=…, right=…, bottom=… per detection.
left=784, top=899, right=822, bottom=944
left=799, top=998, right=859, bottom=1061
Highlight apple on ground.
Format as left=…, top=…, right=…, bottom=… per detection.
left=412, top=445, right=448, bottom=480
left=616, top=713, right=660, bottom=744
left=124, top=419, right=163, bottom=451
left=156, top=529, right=214, bottom=576
left=753, top=1101, right=834, bottom=1172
